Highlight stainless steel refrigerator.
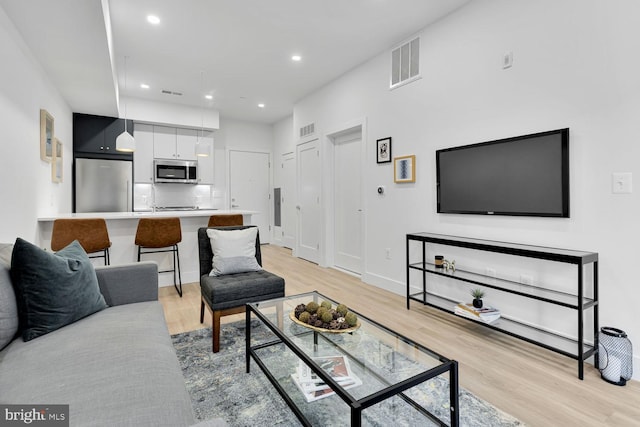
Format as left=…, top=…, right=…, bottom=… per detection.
left=75, top=158, right=133, bottom=213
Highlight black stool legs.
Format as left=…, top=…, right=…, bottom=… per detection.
left=137, top=244, right=183, bottom=297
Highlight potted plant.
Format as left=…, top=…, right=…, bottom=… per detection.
left=471, top=288, right=485, bottom=308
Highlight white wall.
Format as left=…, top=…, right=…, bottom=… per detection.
left=0, top=6, right=73, bottom=243
left=292, top=0, right=640, bottom=378
left=210, top=117, right=274, bottom=210
left=122, top=96, right=220, bottom=130
left=272, top=115, right=294, bottom=245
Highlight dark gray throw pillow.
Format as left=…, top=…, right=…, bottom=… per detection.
left=10, top=238, right=107, bottom=341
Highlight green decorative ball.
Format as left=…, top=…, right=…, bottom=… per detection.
left=321, top=311, right=334, bottom=323
left=344, top=312, right=358, bottom=327
left=299, top=311, right=311, bottom=323
left=305, top=301, right=319, bottom=314
left=320, top=300, right=332, bottom=310
left=336, top=304, right=348, bottom=316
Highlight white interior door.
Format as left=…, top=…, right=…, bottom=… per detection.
left=334, top=131, right=362, bottom=273
left=282, top=152, right=296, bottom=249
left=229, top=150, right=271, bottom=243
left=296, top=140, right=321, bottom=263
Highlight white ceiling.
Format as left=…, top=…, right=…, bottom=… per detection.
left=1, top=0, right=471, bottom=124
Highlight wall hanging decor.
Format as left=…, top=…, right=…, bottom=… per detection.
left=51, top=138, right=63, bottom=183
left=40, top=109, right=54, bottom=162
left=394, top=154, right=415, bottom=183
left=376, top=137, right=392, bottom=163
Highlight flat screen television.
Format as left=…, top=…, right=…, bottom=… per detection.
left=436, top=128, right=569, bottom=217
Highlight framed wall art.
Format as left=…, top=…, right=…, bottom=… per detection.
left=51, top=138, right=63, bottom=183
left=394, top=155, right=416, bottom=183
left=376, top=137, right=392, bottom=163
left=40, top=109, right=54, bottom=162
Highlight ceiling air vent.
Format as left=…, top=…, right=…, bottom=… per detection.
left=299, top=123, right=315, bottom=138
left=161, top=90, right=183, bottom=96
left=390, top=37, right=420, bottom=89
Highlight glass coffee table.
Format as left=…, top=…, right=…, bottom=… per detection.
left=246, top=291, right=459, bottom=426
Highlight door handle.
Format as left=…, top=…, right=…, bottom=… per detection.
left=231, top=204, right=240, bottom=208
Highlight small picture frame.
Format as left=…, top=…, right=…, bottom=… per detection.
left=394, top=155, right=416, bottom=183
left=376, top=137, right=392, bottom=164
left=51, top=138, right=63, bottom=183
left=40, top=109, right=54, bottom=162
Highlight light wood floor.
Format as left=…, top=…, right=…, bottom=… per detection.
left=159, top=245, right=640, bottom=426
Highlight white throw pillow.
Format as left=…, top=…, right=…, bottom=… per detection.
left=206, top=228, right=262, bottom=276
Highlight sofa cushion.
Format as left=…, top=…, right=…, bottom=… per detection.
left=206, top=227, right=262, bottom=276
left=0, top=302, right=195, bottom=426
left=0, top=243, right=18, bottom=350
left=10, top=238, right=107, bottom=341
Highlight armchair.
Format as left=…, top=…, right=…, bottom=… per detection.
left=197, top=226, right=285, bottom=352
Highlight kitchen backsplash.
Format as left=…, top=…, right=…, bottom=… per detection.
left=134, top=183, right=226, bottom=211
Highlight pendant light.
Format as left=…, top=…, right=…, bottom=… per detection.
left=195, top=71, right=210, bottom=157
left=116, top=56, right=135, bottom=152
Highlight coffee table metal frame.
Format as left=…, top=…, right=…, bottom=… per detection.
left=246, top=291, right=459, bottom=427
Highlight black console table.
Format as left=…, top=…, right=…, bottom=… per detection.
left=406, top=232, right=599, bottom=380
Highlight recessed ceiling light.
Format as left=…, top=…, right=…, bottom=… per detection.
left=147, top=15, right=160, bottom=25
left=291, top=55, right=302, bottom=62
left=140, top=83, right=150, bottom=89
left=258, top=103, right=265, bottom=108
left=205, top=94, right=213, bottom=100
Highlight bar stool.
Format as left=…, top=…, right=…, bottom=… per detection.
left=51, top=218, right=111, bottom=265
left=135, top=217, right=183, bottom=297
left=207, top=214, right=243, bottom=227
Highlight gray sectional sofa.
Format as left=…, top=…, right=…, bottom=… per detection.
left=0, top=243, right=226, bottom=427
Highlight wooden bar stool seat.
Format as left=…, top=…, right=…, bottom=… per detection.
left=51, top=218, right=111, bottom=265
left=207, top=214, right=243, bottom=227
left=135, top=217, right=183, bottom=297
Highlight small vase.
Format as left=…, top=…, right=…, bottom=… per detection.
left=473, top=298, right=483, bottom=309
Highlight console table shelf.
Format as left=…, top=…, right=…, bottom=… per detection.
left=406, top=232, right=599, bottom=379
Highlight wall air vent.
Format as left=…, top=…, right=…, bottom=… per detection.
left=390, top=36, right=420, bottom=89
left=299, top=123, right=315, bottom=138
left=161, top=90, right=183, bottom=96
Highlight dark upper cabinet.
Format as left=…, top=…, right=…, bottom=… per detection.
left=73, top=113, right=133, bottom=159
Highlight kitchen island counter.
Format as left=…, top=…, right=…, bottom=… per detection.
left=37, top=210, right=257, bottom=287
left=37, top=209, right=255, bottom=222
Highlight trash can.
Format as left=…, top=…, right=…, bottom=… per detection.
left=598, top=327, right=633, bottom=386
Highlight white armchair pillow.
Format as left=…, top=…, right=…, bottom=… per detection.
left=206, top=227, right=262, bottom=276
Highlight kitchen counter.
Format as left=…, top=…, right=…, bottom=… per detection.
left=37, top=210, right=257, bottom=287
left=37, top=209, right=256, bottom=222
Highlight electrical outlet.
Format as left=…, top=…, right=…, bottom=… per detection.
left=385, top=248, right=392, bottom=260
left=486, top=268, right=496, bottom=277
left=520, top=274, right=533, bottom=286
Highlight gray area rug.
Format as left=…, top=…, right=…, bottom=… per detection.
left=172, top=322, right=524, bottom=426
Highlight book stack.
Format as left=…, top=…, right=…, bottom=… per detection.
left=454, top=303, right=501, bottom=324
left=291, top=355, right=362, bottom=402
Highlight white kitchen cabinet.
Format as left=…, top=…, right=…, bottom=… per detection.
left=133, top=123, right=154, bottom=182
left=153, top=126, right=177, bottom=159
left=154, top=127, right=198, bottom=161
left=198, top=131, right=215, bottom=184
left=176, top=128, right=198, bottom=161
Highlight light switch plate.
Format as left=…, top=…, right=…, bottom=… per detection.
left=612, top=172, right=632, bottom=194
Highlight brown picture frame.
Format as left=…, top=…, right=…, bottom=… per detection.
left=51, top=138, right=63, bottom=183
left=40, top=109, right=54, bottom=162
left=394, top=155, right=416, bottom=183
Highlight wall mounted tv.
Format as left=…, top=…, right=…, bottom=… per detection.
left=436, top=128, right=569, bottom=217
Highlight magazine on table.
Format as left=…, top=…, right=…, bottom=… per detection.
left=454, top=303, right=501, bottom=324
left=291, top=355, right=362, bottom=402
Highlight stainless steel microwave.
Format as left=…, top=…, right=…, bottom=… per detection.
left=154, top=159, right=198, bottom=184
